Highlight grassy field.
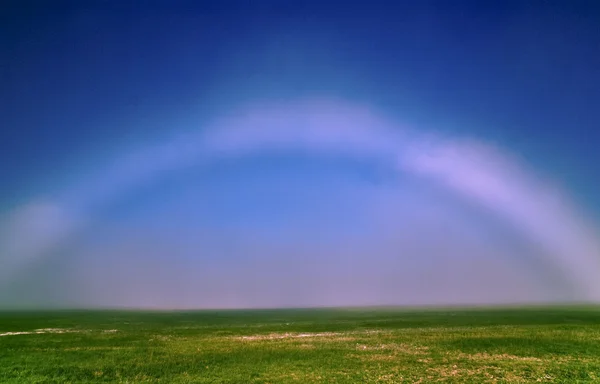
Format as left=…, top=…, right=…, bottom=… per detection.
left=1, top=306, right=599, bottom=383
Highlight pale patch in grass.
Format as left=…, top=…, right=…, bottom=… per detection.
left=62, top=346, right=134, bottom=351
left=239, top=332, right=343, bottom=340
left=0, top=328, right=81, bottom=337
left=463, top=352, right=543, bottom=362
left=356, top=343, right=430, bottom=354
left=453, top=351, right=594, bottom=365
left=0, top=328, right=117, bottom=337
left=426, top=363, right=552, bottom=383
left=353, top=343, right=431, bottom=363
left=237, top=329, right=388, bottom=341
left=375, top=373, right=400, bottom=383
left=427, top=364, right=496, bottom=379
left=149, top=335, right=172, bottom=342
left=297, top=343, right=317, bottom=349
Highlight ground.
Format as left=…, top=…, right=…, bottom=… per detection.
left=1, top=306, right=599, bottom=383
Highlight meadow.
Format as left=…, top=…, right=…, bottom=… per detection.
left=1, top=306, right=599, bottom=383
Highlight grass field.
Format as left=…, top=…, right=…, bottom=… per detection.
left=1, top=306, right=600, bottom=383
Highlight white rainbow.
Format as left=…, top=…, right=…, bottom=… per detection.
left=2, top=98, right=599, bottom=302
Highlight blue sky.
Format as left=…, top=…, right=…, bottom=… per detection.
left=1, top=1, right=599, bottom=308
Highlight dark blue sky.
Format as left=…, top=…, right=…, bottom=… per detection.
left=2, top=0, right=600, bottom=209
left=2, top=1, right=600, bottom=308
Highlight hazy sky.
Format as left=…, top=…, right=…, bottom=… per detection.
left=1, top=1, right=600, bottom=308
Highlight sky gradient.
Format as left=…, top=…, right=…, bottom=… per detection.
left=1, top=1, right=600, bottom=308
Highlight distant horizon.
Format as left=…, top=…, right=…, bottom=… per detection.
left=2, top=300, right=599, bottom=312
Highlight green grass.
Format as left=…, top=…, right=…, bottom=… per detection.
left=1, top=306, right=600, bottom=383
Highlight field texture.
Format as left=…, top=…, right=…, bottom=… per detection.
left=1, top=307, right=599, bottom=383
